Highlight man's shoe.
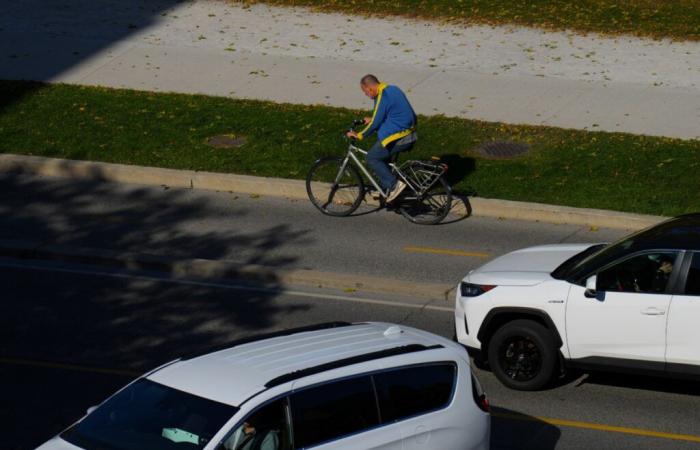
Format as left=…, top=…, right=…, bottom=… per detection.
left=386, top=181, right=406, bottom=203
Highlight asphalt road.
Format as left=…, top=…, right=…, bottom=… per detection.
left=3, top=259, right=699, bottom=450
left=0, top=173, right=626, bottom=285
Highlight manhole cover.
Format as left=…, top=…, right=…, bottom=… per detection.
left=475, top=141, right=529, bottom=159
left=206, top=134, right=246, bottom=149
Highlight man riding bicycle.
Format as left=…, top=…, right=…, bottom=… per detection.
left=346, top=74, right=417, bottom=203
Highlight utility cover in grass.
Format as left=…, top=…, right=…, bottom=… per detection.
left=475, top=141, right=529, bottom=159
left=206, top=134, right=246, bottom=149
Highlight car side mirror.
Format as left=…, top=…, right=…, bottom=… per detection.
left=86, top=405, right=98, bottom=415
left=584, top=275, right=597, bottom=298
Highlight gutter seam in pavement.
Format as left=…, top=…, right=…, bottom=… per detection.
left=0, top=239, right=451, bottom=302
left=0, top=153, right=666, bottom=230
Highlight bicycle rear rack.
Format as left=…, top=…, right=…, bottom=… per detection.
left=399, top=160, right=448, bottom=193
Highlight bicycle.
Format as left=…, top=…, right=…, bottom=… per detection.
left=306, top=120, right=453, bottom=225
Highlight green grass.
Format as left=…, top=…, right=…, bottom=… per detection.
left=241, top=0, right=700, bottom=41
left=1, top=80, right=699, bottom=216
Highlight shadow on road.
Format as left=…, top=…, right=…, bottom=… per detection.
left=568, top=369, right=700, bottom=397
left=491, top=406, right=562, bottom=450
left=0, top=171, right=312, bottom=448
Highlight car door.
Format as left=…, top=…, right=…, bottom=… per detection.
left=289, top=375, right=402, bottom=450
left=218, top=397, right=292, bottom=450
left=666, top=251, right=700, bottom=374
left=566, top=251, right=680, bottom=364
left=372, top=362, right=466, bottom=450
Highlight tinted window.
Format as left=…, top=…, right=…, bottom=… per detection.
left=223, top=398, right=291, bottom=450
left=554, top=216, right=696, bottom=282
left=684, top=253, right=700, bottom=295
left=374, top=363, right=456, bottom=423
left=598, top=252, right=678, bottom=294
left=62, top=379, right=237, bottom=450
left=290, top=377, right=379, bottom=448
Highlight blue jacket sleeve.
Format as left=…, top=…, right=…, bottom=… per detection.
left=358, top=93, right=388, bottom=140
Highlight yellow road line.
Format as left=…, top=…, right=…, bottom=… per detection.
left=0, top=357, right=140, bottom=377
left=404, top=246, right=490, bottom=258
left=494, top=412, right=700, bottom=444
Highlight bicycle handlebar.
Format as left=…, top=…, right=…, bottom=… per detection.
left=343, top=119, right=366, bottom=140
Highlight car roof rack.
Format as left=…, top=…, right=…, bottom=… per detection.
left=181, top=322, right=353, bottom=361
left=265, top=343, right=444, bottom=388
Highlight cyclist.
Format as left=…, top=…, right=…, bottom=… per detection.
left=346, top=74, right=417, bottom=203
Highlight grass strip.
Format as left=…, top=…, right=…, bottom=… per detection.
left=1, top=80, right=699, bottom=216
left=241, top=0, right=700, bottom=41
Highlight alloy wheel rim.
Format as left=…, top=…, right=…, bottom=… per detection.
left=498, top=336, right=542, bottom=382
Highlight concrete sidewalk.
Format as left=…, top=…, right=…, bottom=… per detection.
left=2, top=0, right=699, bottom=140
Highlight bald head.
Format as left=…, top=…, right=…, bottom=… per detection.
left=360, top=74, right=381, bottom=99
left=360, top=74, right=380, bottom=86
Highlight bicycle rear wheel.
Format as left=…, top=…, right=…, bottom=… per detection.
left=306, top=157, right=365, bottom=216
left=398, top=176, right=452, bottom=225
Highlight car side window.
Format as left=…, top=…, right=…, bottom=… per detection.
left=290, top=376, right=379, bottom=448
left=373, top=363, right=456, bottom=423
left=597, top=251, right=679, bottom=294
left=684, top=253, right=700, bottom=295
left=223, top=398, right=291, bottom=450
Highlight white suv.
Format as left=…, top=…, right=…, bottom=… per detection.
left=38, top=322, right=490, bottom=450
left=455, top=214, right=700, bottom=390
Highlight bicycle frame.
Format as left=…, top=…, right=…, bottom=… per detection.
left=338, top=142, right=420, bottom=198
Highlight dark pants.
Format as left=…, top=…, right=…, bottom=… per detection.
left=366, top=139, right=415, bottom=191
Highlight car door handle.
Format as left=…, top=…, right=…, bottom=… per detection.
left=641, top=307, right=666, bottom=316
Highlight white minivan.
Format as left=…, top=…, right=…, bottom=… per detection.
left=38, top=322, right=490, bottom=450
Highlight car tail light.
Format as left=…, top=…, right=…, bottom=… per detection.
left=460, top=282, right=496, bottom=297
left=471, top=371, right=490, bottom=413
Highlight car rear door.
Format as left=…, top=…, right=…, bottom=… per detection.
left=566, top=251, right=679, bottom=365
left=289, top=374, right=402, bottom=450
left=666, top=251, right=700, bottom=375
left=373, top=362, right=458, bottom=450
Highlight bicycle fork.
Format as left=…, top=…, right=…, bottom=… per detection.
left=322, top=155, right=353, bottom=209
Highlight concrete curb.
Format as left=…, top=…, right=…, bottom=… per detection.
left=0, top=239, right=453, bottom=302
left=0, top=153, right=667, bottom=230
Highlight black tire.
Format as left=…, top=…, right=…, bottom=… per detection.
left=398, top=176, right=452, bottom=225
left=306, top=157, right=364, bottom=216
left=487, top=319, right=558, bottom=391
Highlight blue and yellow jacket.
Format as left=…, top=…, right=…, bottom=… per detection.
left=357, top=82, right=417, bottom=147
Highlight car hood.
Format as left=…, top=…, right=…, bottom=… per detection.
left=467, top=243, right=598, bottom=286
left=35, top=437, right=83, bottom=450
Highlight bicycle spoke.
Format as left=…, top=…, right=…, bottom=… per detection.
left=306, top=157, right=364, bottom=216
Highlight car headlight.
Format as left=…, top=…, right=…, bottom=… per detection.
left=460, top=282, right=496, bottom=297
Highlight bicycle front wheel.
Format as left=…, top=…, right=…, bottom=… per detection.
left=306, top=157, right=365, bottom=216
left=398, top=176, right=452, bottom=225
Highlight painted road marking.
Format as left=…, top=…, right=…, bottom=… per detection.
left=404, top=246, right=490, bottom=258
left=494, top=412, right=700, bottom=444
left=0, top=260, right=454, bottom=312
left=2, top=356, right=698, bottom=445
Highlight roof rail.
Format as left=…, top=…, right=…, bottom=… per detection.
left=182, top=322, right=353, bottom=361
left=265, top=343, right=444, bottom=388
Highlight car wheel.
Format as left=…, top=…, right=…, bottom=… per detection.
left=487, top=319, right=557, bottom=391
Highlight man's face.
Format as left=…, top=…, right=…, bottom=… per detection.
left=361, top=83, right=376, bottom=99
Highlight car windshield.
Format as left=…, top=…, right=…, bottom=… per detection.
left=62, top=379, right=237, bottom=450
left=552, top=228, right=653, bottom=282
